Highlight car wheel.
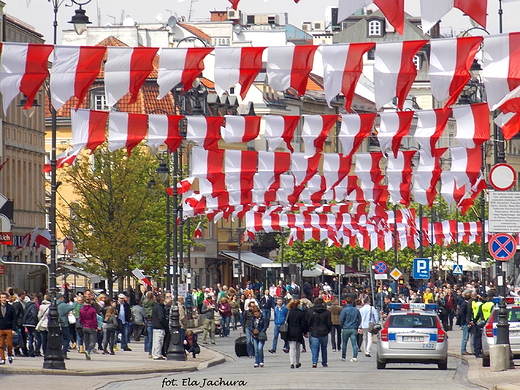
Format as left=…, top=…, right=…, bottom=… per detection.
left=482, top=355, right=490, bottom=367
left=438, top=359, right=448, bottom=370
left=376, top=358, right=386, bottom=369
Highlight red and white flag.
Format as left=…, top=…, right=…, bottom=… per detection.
left=322, top=153, right=352, bottom=192
left=214, top=46, right=265, bottom=99
left=441, top=171, right=467, bottom=206
left=0, top=42, right=53, bottom=114
left=71, top=109, right=109, bottom=154
left=412, top=148, right=446, bottom=206
left=50, top=45, right=106, bottom=110
left=483, top=32, right=520, bottom=109
left=225, top=150, right=258, bottom=206
left=354, top=153, right=385, bottom=203
left=108, top=112, right=148, bottom=156
left=35, top=229, right=51, bottom=250
left=452, top=103, right=490, bottom=148
left=62, top=236, right=76, bottom=254
left=222, top=115, right=261, bottom=144
left=338, top=0, right=405, bottom=34
left=186, top=116, right=224, bottom=150
left=493, top=84, right=520, bottom=140
left=147, top=114, right=183, bottom=153
left=157, top=47, right=213, bottom=98
left=414, top=109, right=451, bottom=157
left=429, top=36, right=482, bottom=107
left=450, top=146, right=482, bottom=189
left=17, top=226, right=39, bottom=249
left=253, top=151, right=291, bottom=205
left=322, top=43, right=375, bottom=111
left=44, top=149, right=79, bottom=173
left=104, top=46, right=158, bottom=106
left=263, top=115, right=300, bottom=152
left=193, top=222, right=203, bottom=239
left=301, top=115, right=337, bottom=157
left=132, top=268, right=155, bottom=290
left=421, top=0, right=488, bottom=33
left=338, top=113, right=376, bottom=158
left=374, top=40, right=427, bottom=109
left=377, top=111, right=414, bottom=158
left=266, top=45, right=318, bottom=95
left=386, top=150, right=416, bottom=206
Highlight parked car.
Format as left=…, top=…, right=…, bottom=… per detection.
left=481, top=297, right=520, bottom=367
left=377, top=303, right=448, bottom=370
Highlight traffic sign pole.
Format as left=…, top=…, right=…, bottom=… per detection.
left=489, top=233, right=517, bottom=297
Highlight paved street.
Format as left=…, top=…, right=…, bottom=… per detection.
left=2, top=324, right=520, bottom=390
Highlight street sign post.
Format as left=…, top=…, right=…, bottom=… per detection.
left=413, top=258, right=430, bottom=279
left=489, top=163, right=517, bottom=191
left=489, top=233, right=517, bottom=261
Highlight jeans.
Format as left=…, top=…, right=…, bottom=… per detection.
left=83, top=327, right=97, bottom=354
left=40, top=330, right=48, bottom=354
left=446, top=308, right=455, bottom=329
left=221, top=316, right=231, bottom=336
left=461, top=324, right=470, bottom=354
left=245, top=328, right=254, bottom=357
left=152, top=329, right=165, bottom=359
left=61, top=326, right=71, bottom=357
left=103, top=328, right=116, bottom=352
left=330, top=324, right=341, bottom=350
left=144, top=320, right=153, bottom=353
left=252, top=336, right=265, bottom=365
left=231, top=312, right=240, bottom=329
left=120, top=322, right=130, bottom=348
left=26, top=327, right=41, bottom=355
left=471, top=325, right=482, bottom=356
left=261, top=308, right=271, bottom=325
left=341, top=328, right=358, bottom=359
left=271, top=323, right=288, bottom=351
left=309, top=334, right=328, bottom=365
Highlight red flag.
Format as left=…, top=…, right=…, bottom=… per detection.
left=35, top=230, right=51, bottom=249
left=229, top=0, right=240, bottom=10
left=0, top=158, right=9, bottom=171
left=194, top=222, right=203, bottom=239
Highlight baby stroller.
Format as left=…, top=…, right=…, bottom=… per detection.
left=214, top=310, right=222, bottom=336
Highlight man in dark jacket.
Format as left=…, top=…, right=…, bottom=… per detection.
left=116, top=293, right=132, bottom=351
left=259, top=290, right=274, bottom=326
left=458, top=292, right=472, bottom=355
left=0, top=292, right=17, bottom=364
left=305, top=297, right=332, bottom=368
left=151, top=296, right=168, bottom=360
left=23, top=294, right=41, bottom=357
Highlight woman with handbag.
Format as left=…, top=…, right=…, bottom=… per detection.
left=286, top=299, right=307, bottom=369
left=249, top=306, right=268, bottom=368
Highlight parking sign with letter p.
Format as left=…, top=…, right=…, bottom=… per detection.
left=413, top=258, right=430, bottom=279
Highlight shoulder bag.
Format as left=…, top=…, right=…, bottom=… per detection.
left=368, top=307, right=381, bottom=335
left=279, top=310, right=290, bottom=340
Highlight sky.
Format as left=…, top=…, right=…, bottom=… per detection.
left=4, top=0, right=520, bottom=43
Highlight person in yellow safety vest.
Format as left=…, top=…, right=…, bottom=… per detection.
left=475, top=295, right=495, bottom=324
left=469, top=291, right=484, bottom=358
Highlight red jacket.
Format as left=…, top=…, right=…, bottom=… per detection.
left=79, top=304, right=98, bottom=329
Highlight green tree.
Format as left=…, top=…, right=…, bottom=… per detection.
left=58, top=146, right=166, bottom=296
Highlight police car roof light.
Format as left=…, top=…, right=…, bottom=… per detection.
left=389, top=302, right=438, bottom=311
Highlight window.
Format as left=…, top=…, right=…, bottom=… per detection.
left=92, top=93, right=108, bottom=111
left=368, top=20, right=382, bottom=37
left=247, top=15, right=255, bottom=24
left=367, top=48, right=375, bottom=61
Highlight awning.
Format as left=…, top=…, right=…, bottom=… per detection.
left=344, top=266, right=370, bottom=277
left=302, top=264, right=335, bottom=277
left=57, top=263, right=98, bottom=279
left=220, top=251, right=274, bottom=270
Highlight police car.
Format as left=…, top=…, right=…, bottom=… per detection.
left=481, top=297, right=520, bottom=367
left=377, top=303, right=448, bottom=370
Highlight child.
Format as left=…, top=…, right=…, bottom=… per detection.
left=184, top=330, right=200, bottom=358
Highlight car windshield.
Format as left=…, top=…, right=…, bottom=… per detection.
left=388, top=314, right=436, bottom=328
left=508, top=308, right=520, bottom=322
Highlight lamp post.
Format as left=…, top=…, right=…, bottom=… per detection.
left=154, top=150, right=185, bottom=361
left=43, top=0, right=92, bottom=370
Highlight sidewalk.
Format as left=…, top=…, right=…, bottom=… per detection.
left=0, top=336, right=226, bottom=376
left=447, top=327, right=520, bottom=390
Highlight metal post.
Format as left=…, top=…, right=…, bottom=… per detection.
left=496, top=296, right=514, bottom=368
left=321, top=241, right=325, bottom=285
left=480, top=146, right=487, bottom=285
left=393, top=204, right=398, bottom=269
left=237, top=218, right=243, bottom=289
left=167, top=149, right=185, bottom=360
left=43, top=0, right=65, bottom=370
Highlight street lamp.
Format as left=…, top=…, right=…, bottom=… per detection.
left=43, top=0, right=92, bottom=371
left=154, top=149, right=185, bottom=361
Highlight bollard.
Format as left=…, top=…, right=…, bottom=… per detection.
left=490, top=345, right=509, bottom=372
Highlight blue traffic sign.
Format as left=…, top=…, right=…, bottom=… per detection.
left=413, top=258, right=430, bottom=279
left=489, top=233, right=517, bottom=261
left=452, top=264, right=463, bottom=275
left=374, top=261, right=388, bottom=274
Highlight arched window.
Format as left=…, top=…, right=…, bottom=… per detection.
left=368, top=20, right=382, bottom=37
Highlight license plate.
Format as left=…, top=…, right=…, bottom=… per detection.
left=422, top=343, right=435, bottom=349
left=403, top=336, right=423, bottom=342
